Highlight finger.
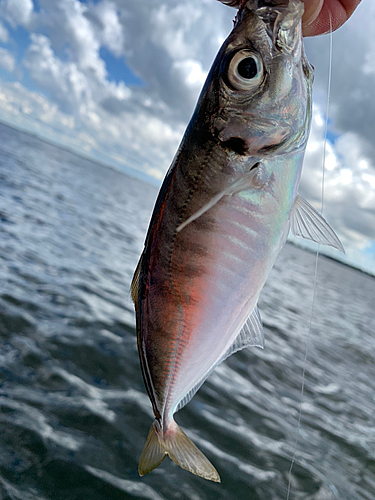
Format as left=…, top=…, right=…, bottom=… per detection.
left=216, top=0, right=242, bottom=6
left=302, top=0, right=324, bottom=28
left=303, top=0, right=362, bottom=37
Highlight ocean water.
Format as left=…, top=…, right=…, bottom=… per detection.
left=0, top=122, right=375, bottom=500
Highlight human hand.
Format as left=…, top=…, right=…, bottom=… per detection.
left=302, top=0, right=362, bottom=36
left=217, top=0, right=362, bottom=37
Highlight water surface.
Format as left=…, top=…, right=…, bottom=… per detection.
left=0, top=123, right=374, bottom=500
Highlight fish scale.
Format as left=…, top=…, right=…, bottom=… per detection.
left=132, top=0, right=343, bottom=482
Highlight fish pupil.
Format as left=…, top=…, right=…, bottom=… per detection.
left=237, top=57, right=257, bottom=79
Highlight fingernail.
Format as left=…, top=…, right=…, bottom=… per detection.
left=302, top=0, right=324, bottom=28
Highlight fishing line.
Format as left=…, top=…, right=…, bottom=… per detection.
left=286, top=11, right=333, bottom=500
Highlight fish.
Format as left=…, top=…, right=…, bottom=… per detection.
left=131, top=0, right=344, bottom=483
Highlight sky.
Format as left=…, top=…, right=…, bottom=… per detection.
left=0, top=0, right=374, bottom=274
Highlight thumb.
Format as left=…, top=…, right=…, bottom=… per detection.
left=302, top=0, right=324, bottom=28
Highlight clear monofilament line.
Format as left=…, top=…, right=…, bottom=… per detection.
left=286, top=244, right=320, bottom=500
left=286, top=14, right=333, bottom=500
left=321, top=12, right=333, bottom=216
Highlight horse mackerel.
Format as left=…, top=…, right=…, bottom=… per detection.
left=132, top=0, right=343, bottom=482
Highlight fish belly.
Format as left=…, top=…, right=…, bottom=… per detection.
left=141, top=183, right=289, bottom=426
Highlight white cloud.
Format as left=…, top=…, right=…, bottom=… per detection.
left=0, top=0, right=33, bottom=27
left=0, top=81, right=73, bottom=134
left=299, top=95, right=375, bottom=273
left=0, top=47, right=15, bottom=73
left=24, top=33, right=92, bottom=113
left=15, top=0, right=232, bottom=178
left=119, top=0, right=232, bottom=120
left=305, top=1, right=375, bottom=163
left=89, top=0, right=124, bottom=57
left=172, top=59, right=207, bottom=86
left=23, top=29, right=131, bottom=119
left=151, top=3, right=202, bottom=60
left=0, top=21, right=9, bottom=43
left=38, top=0, right=106, bottom=82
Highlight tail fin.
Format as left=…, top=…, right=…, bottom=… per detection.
left=139, top=420, right=220, bottom=482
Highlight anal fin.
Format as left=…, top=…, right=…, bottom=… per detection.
left=175, top=307, right=264, bottom=413
left=228, top=305, right=264, bottom=352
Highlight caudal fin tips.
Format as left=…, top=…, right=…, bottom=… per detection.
left=199, top=466, right=221, bottom=483
left=138, top=453, right=167, bottom=476
left=138, top=422, right=167, bottom=476
left=163, top=421, right=221, bottom=482
left=138, top=420, right=221, bottom=483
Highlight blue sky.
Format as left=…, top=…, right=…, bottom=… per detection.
left=0, top=0, right=374, bottom=274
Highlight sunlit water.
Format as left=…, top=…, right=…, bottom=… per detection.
left=0, top=123, right=374, bottom=500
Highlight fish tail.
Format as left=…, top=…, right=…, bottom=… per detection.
left=138, top=419, right=220, bottom=482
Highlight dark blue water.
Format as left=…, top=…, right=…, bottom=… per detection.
left=1, top=122, right=375, bottom=500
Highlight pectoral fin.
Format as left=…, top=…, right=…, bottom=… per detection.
left=291, top=195, right=345, bottom=253
left=177, top=167, right=259, bottom=232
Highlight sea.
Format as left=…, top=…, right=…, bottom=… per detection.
left=0, top=122, right=374, bottom=500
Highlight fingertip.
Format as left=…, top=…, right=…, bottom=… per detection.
left=302, top=0, right=324, bottom=29
left=302, top=0, right=363, bottom=37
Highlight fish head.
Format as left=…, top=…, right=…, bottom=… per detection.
left=197, top=0, right=313, bottom=158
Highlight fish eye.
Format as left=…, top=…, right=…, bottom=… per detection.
left=227, top=49, right=263, bottom=91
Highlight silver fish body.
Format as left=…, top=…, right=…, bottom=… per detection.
left=132, top=0, right=342, bottom=482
